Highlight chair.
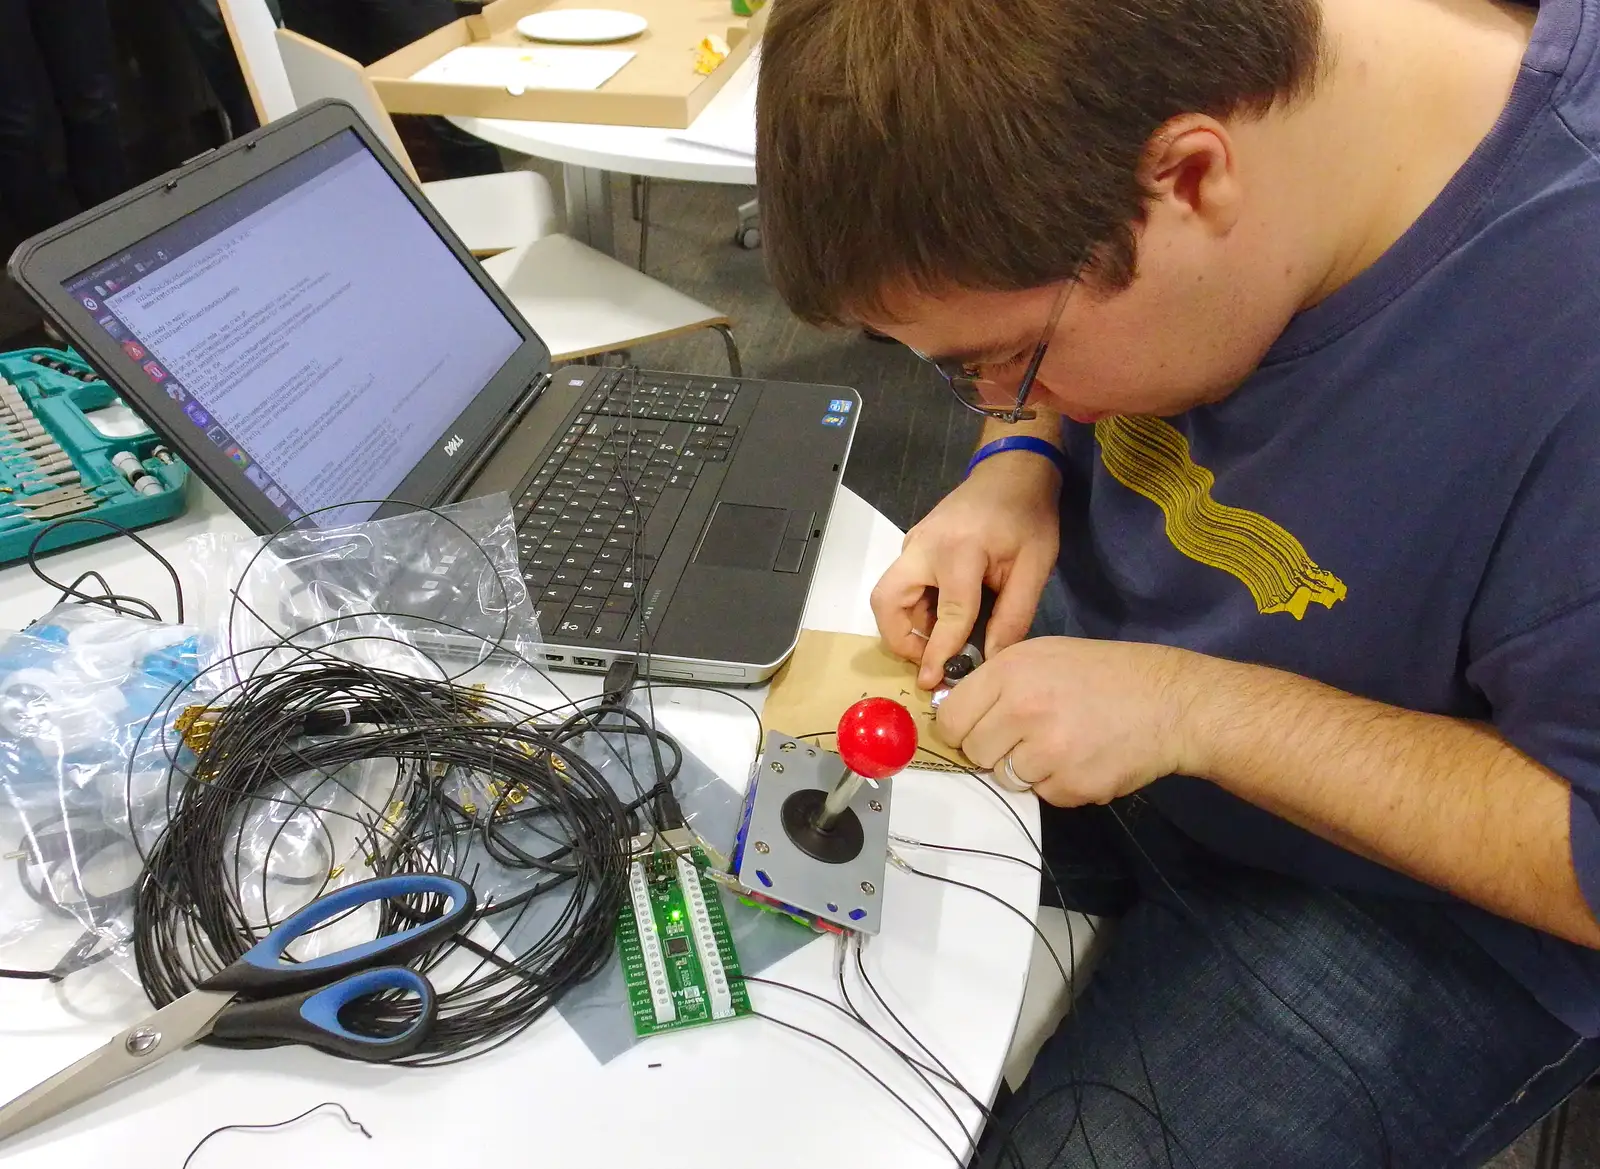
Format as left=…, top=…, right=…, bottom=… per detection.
left=217, top=0, right=553, bottom=255
left=1533, top=1078, right=1597, bottom=1169
left=1535, top=1099, right=1569, bottom=1169
left=215, top=7, right=740, bottom=370
left=270, top=28, right=739, bottom=370
left=480, top=237, right=739, bottom=370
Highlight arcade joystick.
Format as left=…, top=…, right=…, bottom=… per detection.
left=781, top=698, right=917, bottom=865
left=730, top=698, right=918, bottom=935
left=817, top=697, right=917, bottom=832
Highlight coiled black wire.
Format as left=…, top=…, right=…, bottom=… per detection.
left=131, top=660, right=676, bottom=1065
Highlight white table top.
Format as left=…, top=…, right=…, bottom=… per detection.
left=453, top=56, right=759, bottom=185
left=0, top=478, right=1042, bottom=1169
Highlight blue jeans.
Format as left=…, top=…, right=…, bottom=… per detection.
left=976, top=799, right=1600, bottom=1167
left=980, top=579, right=1600, bottom=1167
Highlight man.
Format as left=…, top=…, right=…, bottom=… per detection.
left=277, top=0, right=503, bottom=180
left=0, top=0, right=130, bottom=241
left=756, top=0, right=1600, bottom=1164
left=167, top=0, right=281, bottom=138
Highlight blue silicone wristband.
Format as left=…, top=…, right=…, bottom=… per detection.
left=965, top=435, right=1068, bottom=480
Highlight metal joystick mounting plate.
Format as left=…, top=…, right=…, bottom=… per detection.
left=732, top=731, right=893, bottom=934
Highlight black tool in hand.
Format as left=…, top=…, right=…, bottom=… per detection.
left=928, top=586, right=997, bottom=709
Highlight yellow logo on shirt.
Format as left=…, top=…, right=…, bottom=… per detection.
left=1094, top=415, right=1347, bottom=619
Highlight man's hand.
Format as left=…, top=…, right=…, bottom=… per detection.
left=939, top=634, right=1600, bottom=948
left=934, top=635, right=1199, bottom=803
left=872, top=450, right=1062, bottom=689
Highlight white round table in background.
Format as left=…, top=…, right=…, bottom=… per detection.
left=0, top=477, right=1045, bottom=1169
left=452, top=56, right=760, bottom=258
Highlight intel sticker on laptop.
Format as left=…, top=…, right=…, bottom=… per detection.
left=828, top=398, right=853, bottom=414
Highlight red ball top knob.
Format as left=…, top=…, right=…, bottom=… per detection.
left=836, top=697, right=917, bottom=780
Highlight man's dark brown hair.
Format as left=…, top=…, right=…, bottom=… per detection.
left=755, top=0, right=1323, bottom=326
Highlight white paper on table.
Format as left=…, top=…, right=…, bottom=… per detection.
left=669, top=51, right=757, bottom=157
left=410, top=46, right=635, bottom=92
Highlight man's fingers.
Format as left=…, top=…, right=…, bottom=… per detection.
left=919, top=560, right=986, bottom=688
left=959, top=707, right=1019, bottom=772
left=985, top=551, right=1053, bottom=658
left=992, top=741, right=1040, bottom=792
left=871, top=557, right=938, bottom=663
left=908, top=589, right=936, bottom=643
left=933, top=657, right=1002, bottom=752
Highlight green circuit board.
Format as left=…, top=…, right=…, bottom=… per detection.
left=616, top=845, right=751, bottom=1038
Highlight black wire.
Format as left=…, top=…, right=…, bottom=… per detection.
left=743, top=962, right=1027, bottom=1167
left=56, top=569, right=159, bottom=621
left=797, top=730, right=1107, bottom=1166
left=1107, top=804, right=1393, bottom=1168
left=181, top=1101, right=370, bottom=1168
left=740, top=969, right=993, bottom=1118
left=832, top=937, right=977, bottom=1154
left=892, top=837, right=1046, bottom=874
left=26, top=516, right=184, bottom=623
left=747, top=1008, right=969, bottom=1169
left=130, top=663, right=651, bottom=1063
left=914, top=761, right=1189, bottom=1168
left=116, top=493, right=697, bottom=1062
left=894, top=855, right=1193, bottom=1169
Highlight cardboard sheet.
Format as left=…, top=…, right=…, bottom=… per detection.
left=761, top=630, right=974, bottom=774
left=369, top=0, right=768, bottom=129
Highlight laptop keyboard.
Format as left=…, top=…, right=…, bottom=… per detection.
left=513, top=370, right=741, bottom=644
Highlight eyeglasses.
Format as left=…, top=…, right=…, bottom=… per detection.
left=915, top=282, right=1074, bottom=424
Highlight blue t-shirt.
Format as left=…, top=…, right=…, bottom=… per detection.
left=1052, top=0, right=1600, bottom=1035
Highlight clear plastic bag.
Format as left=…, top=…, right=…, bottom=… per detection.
left=183, top=493, right=543, bottom=684
left=163, top=496, right=545, bottom=964
left=0, top=602, right=206, bottom=984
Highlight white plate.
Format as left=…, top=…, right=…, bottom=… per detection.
left=516, top=9, right=648, bottom=44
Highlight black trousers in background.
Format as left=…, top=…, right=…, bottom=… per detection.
left=0, top=0, right=131, bottom=237
left=277, top=0, right=503, bottom=179
left=166, top=0, right=281, bottom=138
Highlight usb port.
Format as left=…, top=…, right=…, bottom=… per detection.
left=573, top=656, right=606, bottom=669
left=543, top=654, right=564, bottom=663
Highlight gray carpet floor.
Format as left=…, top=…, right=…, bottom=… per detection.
left=0, top=165, right=1593, bottom=1169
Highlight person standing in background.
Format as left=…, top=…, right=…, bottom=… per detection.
left=168, top=0, right=281, bottom=138
left=0, top=0, right=131, bottom=238
left=277, top=0, right=503, bottom=179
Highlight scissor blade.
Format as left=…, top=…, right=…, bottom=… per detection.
left=0, top=989, right=234, bottom=1145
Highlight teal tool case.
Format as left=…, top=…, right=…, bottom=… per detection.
left=0, top=346, right=188, bottom=566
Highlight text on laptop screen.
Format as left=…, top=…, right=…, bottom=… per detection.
left=62, top=130, right=522, bottom=525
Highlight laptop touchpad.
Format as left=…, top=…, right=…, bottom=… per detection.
left=695, top=503, right=788, bottom=569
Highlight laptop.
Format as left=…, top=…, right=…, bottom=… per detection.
left=7, top=100, right=859, bottom=685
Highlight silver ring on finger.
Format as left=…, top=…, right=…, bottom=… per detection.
left=1002, top=752, right=1032, bottom=788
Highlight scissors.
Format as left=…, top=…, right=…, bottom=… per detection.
left=0, top=872, right=474, bottom=1145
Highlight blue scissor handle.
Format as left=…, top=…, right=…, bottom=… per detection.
left=203, top=874, right=474, bottom=998
left=209, top=965, right=437, bottom=1061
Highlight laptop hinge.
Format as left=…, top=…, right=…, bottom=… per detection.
left=444, top=371, right=552, bottom=502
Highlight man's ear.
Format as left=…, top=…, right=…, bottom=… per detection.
left=1138, top=114, right=1242, bottom=236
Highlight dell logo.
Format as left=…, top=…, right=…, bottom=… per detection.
left=443, top=434, right=464, bottom=456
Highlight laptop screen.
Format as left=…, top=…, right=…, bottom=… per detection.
left=61, top=130, right=522, bottom=526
